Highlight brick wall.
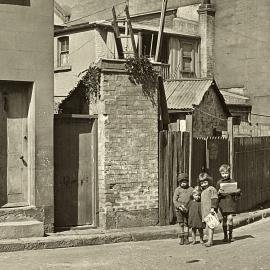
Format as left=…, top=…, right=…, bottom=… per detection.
left=97, top=59, right=159, bottom=229
left=198, top=3, right=215, bottom=78
left=193, top=86, right=228, bottom=138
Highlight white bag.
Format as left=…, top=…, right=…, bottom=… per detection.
left=204, top=212, right=220, bottom=229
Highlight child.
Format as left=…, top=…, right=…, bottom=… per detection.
left=173, top=173, right=193, bottom=245
left=217, top=164, right=241, bottom=243
left=199, top=172, right=218, bottom=247
left=187, top=186, right=204, bottom=245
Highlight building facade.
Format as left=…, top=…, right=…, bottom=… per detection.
left=213, top=0, right=270, bottom=123
left=53, top=0, right=205, bottom=109
left=0, top=0, right=54, bottom=236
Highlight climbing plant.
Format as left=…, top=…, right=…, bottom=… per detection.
left=58, top=64, right=101, bottom=113
left=125, top=57, right=158, bottom=106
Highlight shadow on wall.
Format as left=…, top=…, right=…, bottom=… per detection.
left=0, top=0, right=30, bottom=6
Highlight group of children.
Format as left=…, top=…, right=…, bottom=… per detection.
left=173, top=164, right=241, bottom=247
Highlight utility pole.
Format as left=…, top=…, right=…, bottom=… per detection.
left=155, top=0, right=168, bottom=62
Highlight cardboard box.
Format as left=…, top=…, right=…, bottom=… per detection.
left=220, top=182, right=238, bottom=194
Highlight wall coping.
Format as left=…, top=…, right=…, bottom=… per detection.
left=97, top=58, right=164, bottom=74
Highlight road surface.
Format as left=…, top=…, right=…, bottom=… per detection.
left=0, top=218, right=269, bottom=270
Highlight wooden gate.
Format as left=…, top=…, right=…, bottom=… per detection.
left=159, top=131, right=189, bottom=225
left=192, top=137, right=229, bottom=187
left=54, top=114, right=98, bottom=228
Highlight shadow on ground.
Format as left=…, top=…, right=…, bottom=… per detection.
left=213, top=234, right=255, bottom=246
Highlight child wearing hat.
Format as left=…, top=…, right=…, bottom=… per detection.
left=199, top=172, right=218, bottom=247
left=217, top=164, right=241, bottom=243
left=173, top=173, right=193, bottom=245
left=187, top=186, right=205, bottom=245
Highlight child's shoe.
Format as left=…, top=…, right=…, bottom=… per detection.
left=223, top=235, right=229, bottom=243
left=179, top=236, right=184, bottom=245
left=184, top=234, right=190, bottom=245
left=222, top=226, right=228, bottom=242
left=204, top=241, right=213, bottom=247
left=228, top=225, right=234, bottom=243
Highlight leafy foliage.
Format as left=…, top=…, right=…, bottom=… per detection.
left=125, top=57, right=158, bottom=106
left=58, top=64, right=101, bottom=113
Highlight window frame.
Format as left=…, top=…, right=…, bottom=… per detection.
left=57, top=36, right=70, bottom=67
left=180, top=41, right=195, bottom=74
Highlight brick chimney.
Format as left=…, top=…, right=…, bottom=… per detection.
left=198, top=0, right=215, bottom=78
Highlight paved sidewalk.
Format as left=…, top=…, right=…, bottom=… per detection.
left=0, top=207, right=269, bottom=253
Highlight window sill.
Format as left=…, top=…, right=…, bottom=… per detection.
left=54, top=65, right=72, bottom=73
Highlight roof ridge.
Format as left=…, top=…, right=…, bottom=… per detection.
left=165, top=77, right=213, bottom=82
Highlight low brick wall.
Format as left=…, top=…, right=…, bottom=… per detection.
left=96, top=59, right=159, bottom=229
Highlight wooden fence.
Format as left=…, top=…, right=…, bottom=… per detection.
left=234, top=136, right=270, bottom=212
left=191, top=137, right=229, bottom=187
left=159, top=131, right=189, bottom=225
left=159, top=130, right=270, bottom=225
left=234, top=122, right=270, bottom=137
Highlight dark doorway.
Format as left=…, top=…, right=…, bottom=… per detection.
left=54, top=115, right=98, bottom=228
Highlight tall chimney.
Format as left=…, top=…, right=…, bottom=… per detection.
left=198, top=0, right=215, bottom=78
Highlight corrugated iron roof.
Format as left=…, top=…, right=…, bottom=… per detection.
left=220, top=90, right=250, bottom=105
left=164, top=79, right=213, bottom=110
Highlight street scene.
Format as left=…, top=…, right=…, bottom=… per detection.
left=0, top=0, right=270, bottom=269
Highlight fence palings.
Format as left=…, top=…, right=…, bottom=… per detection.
left=159, top=130, right=189, bottom=225
left=206, top=137, right=229, bottom=187
left=191, top=138, right=206, bottom=186
left=234, top=136, right=270, bottom=212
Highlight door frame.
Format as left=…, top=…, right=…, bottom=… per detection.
left=0, top=81, right=34, bottom=208
left=54, top=114, right=99, bottom=228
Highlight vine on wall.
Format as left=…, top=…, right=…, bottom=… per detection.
left=58, top=64, right=101, bottom=113
left=125, top=57, right=158, bottom=106
left=58, top=58, right=158, bottom=113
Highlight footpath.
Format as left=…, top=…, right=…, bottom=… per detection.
left=0, top=207, right=270, bottom=253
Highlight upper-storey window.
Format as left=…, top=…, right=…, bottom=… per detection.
left=182, top=42, right=194, bottom=73
left=58, top=36, right=69, bottom=67
left=169, top=38, right=199, bottom=79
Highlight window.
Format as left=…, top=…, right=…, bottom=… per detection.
left=58, top=36, right=69, bottom=67
left=140, top=32, right=169, bottom=63
left=168, top=38, right=197, bottom=79
left=181, top=42, right=194, bottom=73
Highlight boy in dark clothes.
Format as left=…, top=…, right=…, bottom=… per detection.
left=173, top=173, right=193, bottom=245
left=217, top=164, right=241, bottom=243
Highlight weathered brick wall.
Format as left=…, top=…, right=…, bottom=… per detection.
left=198, top=3, right=215, bottom=78
left=193, top=86, right=228, bottom=138
left=97, top=60, right=159, bottom=229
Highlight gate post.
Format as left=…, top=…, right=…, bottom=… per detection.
left=228, top=117, right=234, bottom=178
left=186, top=114, right=193, bottom=186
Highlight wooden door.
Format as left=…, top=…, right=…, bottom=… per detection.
left=0, top=84, right=29, bottom=207
left=54, top=116, right=97, bottom=228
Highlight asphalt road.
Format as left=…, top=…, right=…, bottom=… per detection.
left=0, top=218, right=270, bottom=270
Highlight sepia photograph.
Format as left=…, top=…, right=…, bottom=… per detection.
left=0, top=0, right=269, bottom=269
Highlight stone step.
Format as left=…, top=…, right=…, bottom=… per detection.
left=0, top=220, right=44, bottom=239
